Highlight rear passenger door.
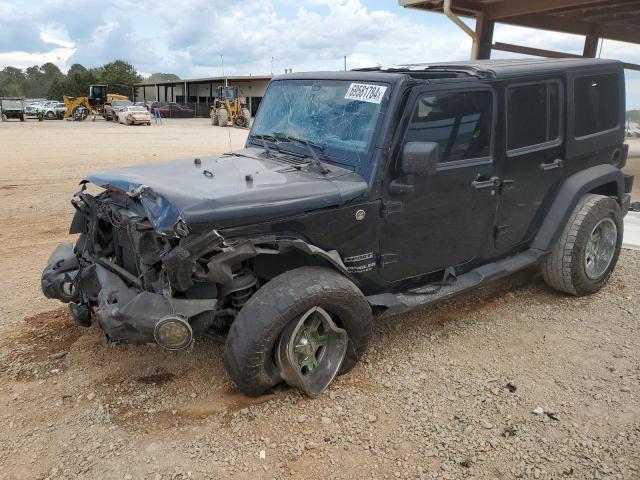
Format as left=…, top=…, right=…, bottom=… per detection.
left=494, top=79, right=565, bottom=250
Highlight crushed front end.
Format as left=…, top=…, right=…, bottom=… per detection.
left=41, top=186, right=232, bottom=349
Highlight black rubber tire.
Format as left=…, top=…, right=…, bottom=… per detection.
left=541, top=194, right=623, bottom=296
left=242, top=108, right=251, bottom=126
left=46, top=111, right=55, bottom=120
left=223, top=266, right=373, bottom=397
left=217, top=109, right=228, bottom=127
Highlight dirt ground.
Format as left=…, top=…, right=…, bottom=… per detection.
left=0, top=119, right=639, bottom=480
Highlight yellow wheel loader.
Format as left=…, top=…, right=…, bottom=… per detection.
left=63, top=85, right=129, bottom=121
left=210, top=86, right=251, bottom=128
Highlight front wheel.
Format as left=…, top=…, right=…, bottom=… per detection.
left=223, top=267, right=372, bottom=397
left=217, top=108, right=228, bottom=127
left=241, top=108, right=251, bottom=127
left=541, top=194, right=623, bottom=296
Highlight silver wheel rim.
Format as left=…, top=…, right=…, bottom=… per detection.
left=584, top=218, right=617, bottom=280
left=276, top=306, right=347, bottom=397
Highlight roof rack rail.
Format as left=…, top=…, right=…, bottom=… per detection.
left=355, top=63, right=495, bottom=79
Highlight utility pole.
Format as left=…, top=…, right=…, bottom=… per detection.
left=221, top=55, right=227, bottom=86
left=271, top=56, right=274, bottom=76
left=344, top=55, right=347, bottom=71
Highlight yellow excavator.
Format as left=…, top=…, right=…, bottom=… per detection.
left=210, top=86, right=251, bottom=128
left=63, top=85, right=129, bottom=121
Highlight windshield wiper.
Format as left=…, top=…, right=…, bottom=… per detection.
left=272, top=132, right=330, bottom=174
left=273, top=132, right=325, bottom=151
left=248, top=134, right=281, bottom=157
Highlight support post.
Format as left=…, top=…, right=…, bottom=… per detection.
left=583, top=34, right=599, bottom=58
left=476, top=10, right=495, bottom=60
left=155, top=84, right=159, bottom=102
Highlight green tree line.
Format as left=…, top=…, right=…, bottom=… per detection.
left=0, top=60, right=152, bottom=100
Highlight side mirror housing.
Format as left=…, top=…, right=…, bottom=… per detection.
left=400, top=142, right=440, bottom=176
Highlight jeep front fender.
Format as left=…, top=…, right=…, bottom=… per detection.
left=205, top=237, right=353, bottom=286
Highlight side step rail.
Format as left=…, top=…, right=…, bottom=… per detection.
left=367, top=248, right=545, bottom=318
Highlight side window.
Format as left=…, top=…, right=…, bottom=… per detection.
left=406, top=90, right=492, bottom=163
left=574, top=73, right=620, bottom=137
left=506, top=81, right=561, bottom=153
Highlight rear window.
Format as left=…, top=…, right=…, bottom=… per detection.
left=506, top=82, right=561, bottom=152
left=574, top=73, right=620, bottom=137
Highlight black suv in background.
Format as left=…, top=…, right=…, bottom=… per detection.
left=42, top=59, right=634, bottom=398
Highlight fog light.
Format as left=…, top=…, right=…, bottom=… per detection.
left=154, top=316, right=193, bottom=350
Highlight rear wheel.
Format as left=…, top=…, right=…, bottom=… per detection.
left=217, top=109, right=228, bottom=127
left=223, top=267, right=372, bottom=397
left=541, top=194, right=623, bottom=296
left=20, top=114, right=25, bottom=121
left=1, top=114, right=7, bottom=122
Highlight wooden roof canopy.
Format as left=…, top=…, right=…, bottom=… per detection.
left=398, top=0, right=640, bottom=70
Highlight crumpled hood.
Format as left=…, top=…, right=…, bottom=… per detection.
left=85, top=148, right=368, bottom=235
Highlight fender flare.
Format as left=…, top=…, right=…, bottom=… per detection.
left=205, top=236, right=354, bottom=285
left=531, top=164, right=625, bottom=252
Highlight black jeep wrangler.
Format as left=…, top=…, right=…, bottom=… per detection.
left=42, top=59, right=634, bottom=398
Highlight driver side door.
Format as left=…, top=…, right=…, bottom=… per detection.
left=380, top=84, right=499, bottom=282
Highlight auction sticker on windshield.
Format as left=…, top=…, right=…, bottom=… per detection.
left=344, top=83, right=387, bottom=104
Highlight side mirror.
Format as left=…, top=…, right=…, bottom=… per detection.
left=400, top=142, right=440, bottom=177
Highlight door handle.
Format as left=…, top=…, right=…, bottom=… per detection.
left=471, top=176, right=501, bottom=190
left=540, top=158, right=564, bottom=171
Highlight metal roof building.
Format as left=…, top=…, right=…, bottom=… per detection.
left=133, top=75, right=272, bottom=116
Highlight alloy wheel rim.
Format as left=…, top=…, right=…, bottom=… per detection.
left=584, top=218, right=617, bottom=280
left=276, top=306, right=347, bottom=397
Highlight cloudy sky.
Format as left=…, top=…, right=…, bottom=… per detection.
left=2, top=0, right=640, bottom=107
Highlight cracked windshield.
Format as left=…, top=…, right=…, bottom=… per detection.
left=251, top=79, right=389, bottom=167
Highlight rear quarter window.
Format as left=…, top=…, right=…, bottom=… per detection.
left=506, top=81, right=561, bottom=153
left=574, top=73, right=620, bottom=138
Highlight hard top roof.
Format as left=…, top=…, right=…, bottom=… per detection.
left=274, top=58, right=621, bottom=84
left=357, top=58, right=622, bottom=79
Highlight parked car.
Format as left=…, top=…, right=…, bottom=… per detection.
left=0, top=98, right=25, bottom=121
left=167, top=103, right=195, bottom=118
left=134, top=101, right=153, bottom=111
left=25, top=102, right=43, bottom=117
left=148, top=101, right=169, bottom=118
left=42, top=102, right=67, bottom=120
left=104, top=99, right=132, bottom=121
left=116, top=105, right=151, bottom=125
left=42, top=59, right=634, bottom=399
left=148, top=102, right=195, bottom=118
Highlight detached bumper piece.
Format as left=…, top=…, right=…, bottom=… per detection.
left=41, top=242, right=217, bottom=349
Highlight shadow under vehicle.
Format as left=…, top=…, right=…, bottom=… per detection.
left=42, top=59, right=634, bottom=398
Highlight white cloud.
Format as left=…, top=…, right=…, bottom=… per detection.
left=1, top=0, right=639, bottom=106
left=153, top=0, right=472, bottom=76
